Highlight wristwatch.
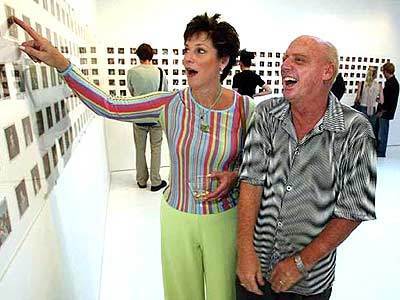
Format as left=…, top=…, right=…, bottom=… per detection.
left=294, top=254, right=309, bottom=278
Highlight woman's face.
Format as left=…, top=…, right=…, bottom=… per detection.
left=183, top=31, right=225, bottom=90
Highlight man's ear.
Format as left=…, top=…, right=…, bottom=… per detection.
left=323, top=63, right=335, bottom=82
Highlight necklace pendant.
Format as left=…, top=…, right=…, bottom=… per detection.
left=200, top=122, right=210, bottom=133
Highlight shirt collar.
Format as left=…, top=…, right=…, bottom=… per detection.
left=270, top=93, right=346, bottom=132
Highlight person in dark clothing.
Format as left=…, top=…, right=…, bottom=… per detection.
left=330, top=72, right=346, bottom=100
left=233, top=49, right=271, bottom=97
left=376, top=62, right=399, bottom=157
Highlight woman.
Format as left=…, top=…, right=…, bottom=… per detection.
left=14, top=14, right=254, bottom=300
left=233, top=49, right=272, bottom=97
left=354, top=66, right=384, bottom=129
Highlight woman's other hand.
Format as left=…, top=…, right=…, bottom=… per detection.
left=202, top=171, right=238, bottom=201
left=12, top=16, right=69, bottom=72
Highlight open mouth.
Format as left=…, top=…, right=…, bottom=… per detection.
left=283, top=76, right=298, bottom=88
left=186, top=67, right=198, bottom=77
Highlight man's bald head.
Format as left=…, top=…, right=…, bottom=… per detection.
left=289, top=35, right=338, bottom=84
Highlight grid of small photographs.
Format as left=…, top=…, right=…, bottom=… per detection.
left=0, top=1, right=95, bottom=253
left=78, top=46, right=391, bottom=97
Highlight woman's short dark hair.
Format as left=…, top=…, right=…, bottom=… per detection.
left=136, top=43, right=154, bottom=61
left=184, top=13, right=240, bottom=82
left=239, top=49, right=255, bottom=67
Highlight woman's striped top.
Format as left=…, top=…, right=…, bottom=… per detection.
left=61, top=64, right=255, bottom=214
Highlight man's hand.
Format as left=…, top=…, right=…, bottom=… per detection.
left=236, top=249, right=265, bottom=295
left=270, top=256, right=302, bottom=292
left=12, top=17, right=69, bottom=71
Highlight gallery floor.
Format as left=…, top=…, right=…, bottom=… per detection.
left=99, top=145, right=400, bottom=300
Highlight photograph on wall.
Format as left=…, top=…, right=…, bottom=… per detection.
left=0, top=197, right=12, bottom=249
left=1, top=64, right=10, bottom=99
left=22, top=116, right=33, bottom=146
left=58, top=136, right=65, bottom=156
left=35, top=110, right=45, bottom=136
left=30, top=164, right=41, bottom=195
left=46, top=106, right=53, bottom=129
left=54, top=102, right=60, bottom=122
left=13, top=63, right=26, bottom=94
left=29, top=65, right=39, bottom=90
left=4, top=124, right=20, bottom=160
left=51, top=144, right=58, bottom=167
left=42, top=153, right=51, bottom=179
left=41, top=66, right=49, bottom=88
left=4, top=5, right=18, bottom=39
left=15, top=179, right=29, bottom=218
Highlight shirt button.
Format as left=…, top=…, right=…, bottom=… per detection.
left=286, top=185, right=292, bottom=192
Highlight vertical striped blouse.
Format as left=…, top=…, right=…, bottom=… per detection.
left=61, top=64, right=255, bottom=214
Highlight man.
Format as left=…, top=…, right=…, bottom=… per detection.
left=127, top=43, right=168, bottom=191
left=236, top=36, right=376, bottom=300
left=376, top=62, right=399, bottom=157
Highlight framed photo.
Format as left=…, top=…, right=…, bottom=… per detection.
left=1, top=64, right=10, bottom=98
left=46, top=106, right=53, bottom=129
left=42, top=153, right=51, bottom=179
left=22, top=116, right=34, bottom=146
left=30, top=164, right=41, bottom=195
left=29, top=65, right=39, bottom=90
left=4, top=124, right=20, bottom=160
left=0, top=197, right=12, bottom=249
left=5, top=5, right=18, bottom=39
left=61, top=99, right=66, bottom=118
left=15, top=179, right=29, bottom=217
left=54, top=102, right=60, bottom=122
left=58, top=136, right=65, bottom=156
left=41, top=66, right=49, bottom=88
left=36, top=110, right=45, bottom=136
left=51, top=144, right=58, bottom=167
left=69, top=127, right=73, bottom=143
left=65, top=131, right=70, bottom=149
left=13, top=63, right=26, bottom=93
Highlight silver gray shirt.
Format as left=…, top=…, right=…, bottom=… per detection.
left=239, top=93, right=376, bottom=295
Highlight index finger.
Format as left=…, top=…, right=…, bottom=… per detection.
left=11, top=16, right=43, bottom=41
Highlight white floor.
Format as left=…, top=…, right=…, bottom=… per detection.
left=99, top=146, right=400, bottom=300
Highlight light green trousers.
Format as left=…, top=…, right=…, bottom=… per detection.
left=160, top=200, right=237, bottom=300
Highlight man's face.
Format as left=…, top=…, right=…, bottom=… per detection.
left=281, top=36, right=333, bottom=103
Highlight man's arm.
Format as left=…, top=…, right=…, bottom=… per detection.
left=270, top=218, right=360, bottom=292
left=236, top=182, right=265, bottom=295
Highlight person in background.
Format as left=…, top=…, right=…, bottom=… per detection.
left=233, top=49, right=271, bottom=97
left=14, top=13, right=254, bottom=300
left=376, top=62, right=399, bottom=157
left=330, top=72, right=345, bottom=100
left=353, top=66, right=383, bottom=130
left=127, top=43, right=168, bottom=191
left=236, top=35, right=376, bottom=300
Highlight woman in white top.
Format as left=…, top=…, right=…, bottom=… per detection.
left=355, top=67, right=384, bottom=127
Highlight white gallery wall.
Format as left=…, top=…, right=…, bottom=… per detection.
left=97, top=0, right=400, bottom=170
left=0, top=0, right=107, bottom=300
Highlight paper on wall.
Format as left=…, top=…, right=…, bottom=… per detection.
left=0, top=37, right=21, bottom=64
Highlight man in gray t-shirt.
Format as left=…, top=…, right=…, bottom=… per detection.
left=127, top=43, right=168, bottom=191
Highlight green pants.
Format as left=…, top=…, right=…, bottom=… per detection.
left=160, top=200, right=237, bottom=300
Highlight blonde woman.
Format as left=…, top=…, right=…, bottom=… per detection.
left=354, top=67, right=384, bottom=128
